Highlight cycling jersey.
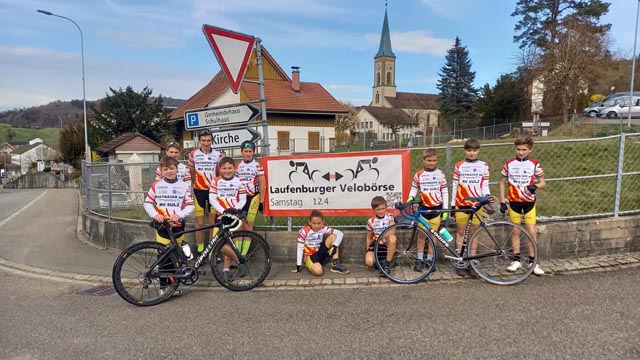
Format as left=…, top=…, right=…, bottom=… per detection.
left=366, top=214, right=395, bottom=243
left=501, top=156, right=544, bottom=203
left=143, top=177, right=194, bottom=227
left=451, top=159, right=490, bottom=207
left=236, top=159, right=264, bottom=196
left=154, top=162, right=191, bottom=182
left=409, top=168, right=449, bottom=208
left=188, top=148, right=222, bottom=190
left=208, top=175, right=247, bottom=215
left=296, top=225, right=344, bottom=266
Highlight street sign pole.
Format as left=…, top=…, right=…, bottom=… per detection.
left=255, top=38, right=270, bottom=156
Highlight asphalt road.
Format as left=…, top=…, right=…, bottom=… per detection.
left=1, top=267, right=638, bottom=359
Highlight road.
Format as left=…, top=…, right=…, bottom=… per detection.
left=1, top=267, right=638, bottom=359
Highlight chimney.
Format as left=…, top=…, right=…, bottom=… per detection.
left=291, top=66, right=300, bottom=92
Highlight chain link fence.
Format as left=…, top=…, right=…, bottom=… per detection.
left=82, top=133, right=640, bottom=230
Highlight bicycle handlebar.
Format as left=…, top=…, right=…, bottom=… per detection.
left=394, top=195, right=494, bottom=220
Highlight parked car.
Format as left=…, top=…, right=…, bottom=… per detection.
left=596, top=96, right=632, bottom=117
left=582, top=101, right=604, bottom=117
left=599, top=97, right=640, bottom=119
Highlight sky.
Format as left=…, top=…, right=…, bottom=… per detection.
left=0, top=0, right=637, bottom=112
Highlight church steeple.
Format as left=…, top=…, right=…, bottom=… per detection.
left=372, top=1, right=396, bottom=107
left=375, top=4, right=395, bottom=59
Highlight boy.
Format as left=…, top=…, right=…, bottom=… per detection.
left=188, top=129, right=223, bottom=258
left=407, top=148, right=449, bottom=272
left=499, top=136, right=546, bottom=275
left=143, top=156, right=194, bottom=294
left=293, top=210, right=349, bottom=276
left=451, top=138, right=492, bottom=276
left=155, top=142, right=190, bottom=182
left=236, top=140, right=266, bottom=231
left=209, top=157, right=247, bottom=282
left=365, top=196, right=397, bottom=275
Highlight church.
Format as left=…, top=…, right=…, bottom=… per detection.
left=355, top=5, right=440, bottom=147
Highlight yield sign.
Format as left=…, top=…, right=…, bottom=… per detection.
left=202, top=25, right=255, bottom=94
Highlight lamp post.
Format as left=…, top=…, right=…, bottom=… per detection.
left=43, top=112, right=63, bottom=130
left=37, top=9, right=90, bottom=163
left=629, top=0, right=640, bottom=128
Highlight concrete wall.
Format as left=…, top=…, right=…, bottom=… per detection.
left=81, top=210, right=640, bottom=263
left=3, top=173, right=79, bottom=189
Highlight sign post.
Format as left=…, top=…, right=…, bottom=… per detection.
left=184, top=103, right=260, bottom=130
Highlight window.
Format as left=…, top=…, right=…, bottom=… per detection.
left=375, top=92, right=380, bottom=103
left=308, top=132, right=320, bottom=151
left=277, top=131, right=290, bottom=151
left=386, top=72, right=391, bottom=85
left=376, top=73, right=380, bottom=86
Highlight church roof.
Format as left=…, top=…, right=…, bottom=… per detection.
left=386, top=92, right=439, bottom=110
left=361, top=106, right=414, bottom=125
left=375, top=8, right=395, bottom=58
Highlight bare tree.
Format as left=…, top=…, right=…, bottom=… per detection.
left=335, top=102, right=358, bottom=144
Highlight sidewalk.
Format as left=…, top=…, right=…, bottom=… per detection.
left=0, top=188, right=639, bottom=289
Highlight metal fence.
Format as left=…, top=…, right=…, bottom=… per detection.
left=82, top=133, right=640, bottom=230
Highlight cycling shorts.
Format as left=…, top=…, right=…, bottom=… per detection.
left=508, top=202, right=536, bottom=225
left=155, top=222, right=185, bottom=246
left=241, top=195, right=261, bottom=223
left=418, top=204, right=442, bottom=231
left=306, top=237, right=332, bottom=268
left=193, top=189, right=213, bottom=217
left=454, top=206, right=483, bottom=225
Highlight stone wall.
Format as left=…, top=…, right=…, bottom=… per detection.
left=3, top=173, right=78, bottom=189
left=81, top=210, right=640, bottom=263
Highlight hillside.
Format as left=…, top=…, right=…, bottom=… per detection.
left=0, top=97, right=185, bottom=128
left=0, top=123, right=60, bottom=146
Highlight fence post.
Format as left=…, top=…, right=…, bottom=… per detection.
left=445, top=144, right=452, bottom=193
left=613, top=133, right=625, bottom=217
left=107, top=163, right=112, bottom=219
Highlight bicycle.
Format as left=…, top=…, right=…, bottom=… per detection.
left=374, top=196, right=537, bottom=285
left=112, top=212, right=272, bottom=306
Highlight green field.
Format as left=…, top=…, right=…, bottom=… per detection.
left=0, top=124, right=60, bottom=147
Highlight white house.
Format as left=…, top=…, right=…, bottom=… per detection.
left=11, top=139, right=59, bottom=175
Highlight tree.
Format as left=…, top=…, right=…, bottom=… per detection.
left=6, top=127, right=16, bottom=141
left=335, top=102, right=358, bottom=144
left=512, top=0, right=611, bottom=119
left=89, top=86, right=172, bottom=147
left=475, top=73, right=528, bottom=126
left=59, top=120, right=85, bottom=170
left=436, top=37, right=478, bottom=130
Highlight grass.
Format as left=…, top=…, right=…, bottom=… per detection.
left=0, top=124, right=60, bottom=148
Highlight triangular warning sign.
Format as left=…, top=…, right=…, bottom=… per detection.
left=202, top=25, right=255, bottom=94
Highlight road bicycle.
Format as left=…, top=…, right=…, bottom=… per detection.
left=112, top=212, right=272, bottom=306
left=374, top=196, right=537, bottom=285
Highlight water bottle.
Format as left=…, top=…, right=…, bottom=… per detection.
left=439, top=227, right=453, bottom=243
left=182, top=243, right=193, bottom=260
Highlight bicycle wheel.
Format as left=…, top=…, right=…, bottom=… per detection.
left=467, top=221, right=537, bottom=285
left=112, top=241, right=180, bottom=306
left=373, top=223, right=437, bottom=284
left=210, top=231, right=272, bottom=291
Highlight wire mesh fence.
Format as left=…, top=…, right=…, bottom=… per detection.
left=82, top=133, right=640, bottom=230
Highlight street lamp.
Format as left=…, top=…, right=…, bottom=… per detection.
left=43, top=112, right=63, bottom=130
left=37, top=9, right=90, bottom=163
left=629, top=0, right=640, bottom=127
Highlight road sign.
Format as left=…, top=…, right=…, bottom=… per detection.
left=209, top=127, right=262, bottom=150
left=184, top=103, right=260, bottom=130
left=202, top=25, right=255, bottom=94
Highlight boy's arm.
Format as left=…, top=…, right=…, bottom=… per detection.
left=499, top=177, right=507, bottom=203
left=235, top=185, right=247, bottom=210
left=366, top=230, right=373, bottom=249
left=296, top=236, right=305, bottom=267
left=178, top=186, right=195, bottom=219
left=408, top=172, right=419, bottom=201
left=154, top=165, right=162, bottom=181
left=258, top=174, right=266, bottom=205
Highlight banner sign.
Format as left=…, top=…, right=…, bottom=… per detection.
left=262, top=150, right=411, bottom=216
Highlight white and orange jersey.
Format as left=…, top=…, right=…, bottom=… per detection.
left=409, top=168, right=449, bottom=208
left=143, top=178, right=194, bottom=227
left=236, top=159, right=264, bottom=196
left=208, top=175, right=247, bottom=215
left=366, top=213, right=395, bottom=241
left=298, top=225, right=336, bottom=257
left=501, top=157, right=544, bottom=203
left=451, top=159, right=490, bottom=207
left=154, top=162, right=191, bottom=182
left=188, top=148, right=222, bottom=190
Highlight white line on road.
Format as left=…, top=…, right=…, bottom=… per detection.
left=0, top=190, right=49, bottom=229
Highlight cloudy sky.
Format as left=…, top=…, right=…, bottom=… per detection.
left=0, top=0, right=636, bottom=111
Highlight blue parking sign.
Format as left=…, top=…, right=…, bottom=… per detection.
left=187, top=113, right=199, bottom=128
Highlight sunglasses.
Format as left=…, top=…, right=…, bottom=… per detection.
left=242, top=142, right=256, bottom=149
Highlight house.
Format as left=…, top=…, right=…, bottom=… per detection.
left=354, top=6, right=440, bottom=146
left=169, top=48, right=348, bottom=155
left=95, top=132, right=164, bottom=163
left=10, top=139, right=59, bottom=175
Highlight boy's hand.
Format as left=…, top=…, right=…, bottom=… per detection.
left=153, top=214, right=165, bottom=222
left=526, top=185, right=537, bottom=195
left=327, top=245, right=338, bottom=256
left=169, top=213, right=181, bottom=222
left=258, top=202, right=264, bottom=212
left=441, top=212, right=449, bottom=221
left=223, top=208, right=239, bottom=215
left=500, top=203, right=508, bottom=214
left=290, top=265, right=302, bottom=273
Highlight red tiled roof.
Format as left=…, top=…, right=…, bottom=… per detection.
left=95, top=132, right=162, bottom=153
left=386, top=92, right=439, bottom=110
left=243, top=80, right=347, bottom=114
left=169, top=72, right=229, bottom=120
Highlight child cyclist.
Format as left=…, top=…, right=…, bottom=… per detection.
left=451, top=138, right=492, bottom=277
left=208, top=157, right=247, bottom=282
left=407, top=148, right=449, bottom=272
left=365, top=196, right=397, bottom=275
left=155, top=142, right=190, bottom=182
left=236, top=140, right=266, bottom=231
left=143, top=156, right=194, bottom=295
left=292, top=210, right=350, bottom=276
left=499, top=136, right=546, bottom=275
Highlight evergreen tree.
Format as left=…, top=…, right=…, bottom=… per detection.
left=59, top=120, right=85, bottom=170
left=89, top=86, right=171, bottom=147
left=475, top=73, right=528, bottom=126
left=437, top=37, right=478, bottom=130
